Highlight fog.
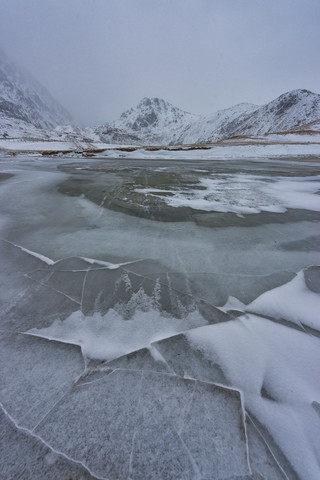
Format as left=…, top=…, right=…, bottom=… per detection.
left=0, top=0, right=319, bottom=125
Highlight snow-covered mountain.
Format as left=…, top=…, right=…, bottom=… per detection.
left=227, top=89, right=320, bottom=135
left=93, top=90, right=320, bottom=146
left=178, top=89, right=320, bottom=144
left=0, top=48, right=72, bottom=136
left=108, top=97, right=199, bottom=145
left=177, top=103, right=259, bottom=144
left=1, top=48, right=319, bottom=148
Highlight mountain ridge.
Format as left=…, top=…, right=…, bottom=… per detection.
left=93, top=89, right=320, bottom=145
left=0, top=48, right=319, bottom=145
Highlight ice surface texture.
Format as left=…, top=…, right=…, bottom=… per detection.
left=0, top=155, right=319, bottom=479
left=135, top=174, right=320, bottom=215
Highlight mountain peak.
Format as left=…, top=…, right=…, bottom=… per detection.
left=138, top=97, right=165, bottom=108
left=112, top=96, right=198, bottom=144
left=279, top=88, right=314, bottom=98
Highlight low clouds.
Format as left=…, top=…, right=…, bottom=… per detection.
left=0, top=0, right=319, bottom=125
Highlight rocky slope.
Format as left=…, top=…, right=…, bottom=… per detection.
left=0, top=49, right=72, bottom=136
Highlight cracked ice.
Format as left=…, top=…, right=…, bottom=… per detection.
left=0, top=154, right=320, bottom=480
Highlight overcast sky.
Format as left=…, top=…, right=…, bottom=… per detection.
left=0, top=0, right=319, bottom=125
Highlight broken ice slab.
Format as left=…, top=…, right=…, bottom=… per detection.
left=34, top=369, right=250, bottom=480
left=117, top=272, right=230, bottom=324
left=0, top=408, right=96, bottom=480
left=178, top=381, right=249, bottom=479
left=0, top=239, right=52, bottom=325
left=81, top=267, right=144, bottom=316
left=152, top=334, right=227, bottom=384
left=131, top=372, right=250, bottom=480
left=246, top=415, right=298, bottom=480
left=129, top=376, right=197, bottom=480
left=0, top=332, right=84, bottom=430
left=129, top=274, right=198, bottom=319
left=246, top=416, right=287, bottom=480
left=103, top=347, right=172, bottom=374
left=75, top=347, right=172, bottom=387
left=39, top=270, right=88, bottom=304
left=2, top=279, right=79, bottom=332
left=169, top=271, right=295, bottom=307
left=26, top=267, right=214, bottom=363
left=135, top=268, right=295, bottom=307
left=35, top=369, right=144, bottom=480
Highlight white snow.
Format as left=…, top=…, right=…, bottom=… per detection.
left=0, top=138, right=133, bottom=153
left=26, top=307, right=206, bottom=361
left=101, top=142, right=320, bottom=160
left=80, top=256, right=143, bottom=270
left=135, top=173, right=320, bottom=214
left=247, top=270, right=320, bottom=330
left=220, top=296, right=246, bottom=313
left=186, top=314, right=320, bottom=480
left=263, top=133, right=320, bottom=143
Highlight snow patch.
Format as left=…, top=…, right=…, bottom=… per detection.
left=186, top=315, right=320, bottom=480
left=26, top=308, right=206, bottom=361
left=135, top=173, right=320, bottom=214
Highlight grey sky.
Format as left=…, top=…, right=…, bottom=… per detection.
left=0, top=0, right=319, bottom=125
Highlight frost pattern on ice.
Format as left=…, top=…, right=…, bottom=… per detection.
left=26, top=291, right=207, bottom=361
left=135, top=174, right=320, bottom=214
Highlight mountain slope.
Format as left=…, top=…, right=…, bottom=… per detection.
left=178, top=89, right=320, bottom=144
left=110, top=97, right=199, bottom=145
left=0, top=49, right=72, bottom=133
left=177, top=103, right=259, bottom=144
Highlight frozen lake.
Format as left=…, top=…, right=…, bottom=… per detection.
left=0, top=153, right=320, bottom=479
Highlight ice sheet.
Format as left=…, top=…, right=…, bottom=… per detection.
left=1, top=155, right=320, bottom=479
left=33, top=369, right=249, bottom=480
left=0, top=408, right=95, bottom=480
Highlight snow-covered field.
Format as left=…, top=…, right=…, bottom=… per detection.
left=105, top=141, right=320, bottom=160
left=0, top=153, right=320, bottom=479
left=1, top=133, right=319, bottom=159
left=0, top=138, right=122, bottom=152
